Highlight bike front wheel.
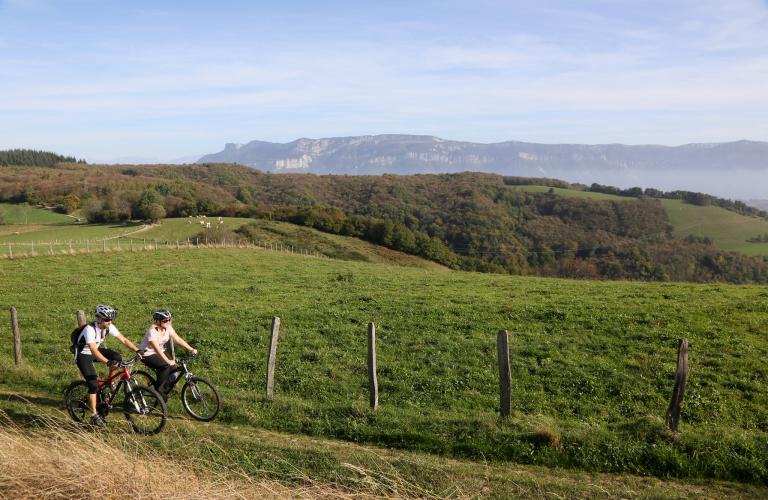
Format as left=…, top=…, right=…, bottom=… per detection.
left=181, top=377, right=221, bottom=421
left=123, top=385, right=167, bottom=435
left=64, top=380, right=91, bottom=424
left=131, top=370, right=157, bottom=389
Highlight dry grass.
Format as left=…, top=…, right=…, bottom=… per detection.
left=0, top=410, right=462, bottom=500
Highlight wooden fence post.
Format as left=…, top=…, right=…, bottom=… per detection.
left=154, top=238, right=157, bottom=250
left=49, top=242, right=53, bottom=255
left=8, top=243, right=12, bottom=259
left=131, top=239, right=134, bottom=252
left=76, top=310, right=86, bottom=327
left=69, top=240, right=72, bottom=253
left=368, top=322, right=379, bottom=410
left=10, top=307, right=21, bottom=366
left=176, top=239, right=179, bottom=250
left=666, top=337, right=689, bottom=431
left=103, top=239, right=106, bottom=252
left=497, top=329, right=511, bottom=417
left=143, top=238, right=146, bottom=250
left=86, top=239, right=89, bottom=253
left=30, top=242, right=34, bottom=257
left=266, top=317, right=280, bottom=400
left=169, top=338, right=175, bottom=361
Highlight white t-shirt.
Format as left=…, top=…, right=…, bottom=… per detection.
left=78, top=321, right=121, bottom=356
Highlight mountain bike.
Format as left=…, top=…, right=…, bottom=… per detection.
left=65, top=354, right=167, bottom=435
left=132, top=352, right=221, bottom=422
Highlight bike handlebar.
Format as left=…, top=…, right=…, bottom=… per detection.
left=174, top=352, right=198, bottom=363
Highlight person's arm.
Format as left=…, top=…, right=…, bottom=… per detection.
left=115, top=333, right=139, bottom=353
left=169, top=332, right=197, bottom=354
left=149, top=340, right=176, bottom=366
left=88, top=343, right=111, bottom=363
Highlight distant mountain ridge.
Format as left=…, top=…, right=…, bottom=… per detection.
left=197, top=135, right=768, bottom=199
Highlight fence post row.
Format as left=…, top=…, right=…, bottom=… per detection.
left=10, top=307, right=21, bottom=366
left=666, top=337, right=689, bottom=431
left=368, top=322, right=379, bottom=410
left=497, top=329, right=511, bottom=417
left=266, top=317, right=280, bottom=400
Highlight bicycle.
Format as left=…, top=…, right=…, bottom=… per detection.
left=132, top=352, right=221, bottom=422
left=65, top=353, right=167, bottom=435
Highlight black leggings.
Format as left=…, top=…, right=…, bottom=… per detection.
left=140, top=349, right=177, bottom=396
left=76, top=348, right=123, bottom=394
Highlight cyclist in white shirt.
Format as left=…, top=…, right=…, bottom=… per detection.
left=74, top=305, right=141, bottom=427
left=139, top=309, right=197, bottom=401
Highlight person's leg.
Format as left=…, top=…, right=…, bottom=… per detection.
left=76, top=354, right=101, bottom=417
left=98, top=348, right=123, bottom=382
left=141, top=354, right=171, bottom=396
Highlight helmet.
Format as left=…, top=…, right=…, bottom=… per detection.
left=153, top=309, right=173, bottom=321
left=94, top=305, right=117, bottom=320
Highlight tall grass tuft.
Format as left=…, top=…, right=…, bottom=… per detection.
left=0, top=410, right=461, bottom=500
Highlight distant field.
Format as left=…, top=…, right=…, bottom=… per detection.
left=0, top=217, right=445, bottom=269
left=507, top=185, right=627, bottom=200
left=661, top=199, right=768, bottom=255
left=0, top=203, right=76, bottom=224
left=0, top=222, right=146, bottom=251
left=506, top=187, right=768, bottom=256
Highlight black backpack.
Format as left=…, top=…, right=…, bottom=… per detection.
left=69, top=323, right=89, bottom=362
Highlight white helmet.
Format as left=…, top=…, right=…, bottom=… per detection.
left=94, top=304, right=117, bottom=320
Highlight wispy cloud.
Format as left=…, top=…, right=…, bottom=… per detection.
left=0, top=0, right=767, bottom=157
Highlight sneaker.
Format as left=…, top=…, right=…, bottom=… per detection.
left=90, top=413, right=106, bottom=427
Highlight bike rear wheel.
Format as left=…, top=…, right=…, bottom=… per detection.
left=123, top=385, right=167, bottom=435
left=64, top=380, right=91, bottom=424
left=181, top=377, right=221, bottom=421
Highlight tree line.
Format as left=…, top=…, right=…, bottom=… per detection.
left=0, top=149, right=87, bottom=168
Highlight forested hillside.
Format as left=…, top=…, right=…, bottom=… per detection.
left=1, top=161, right=767, bottom=283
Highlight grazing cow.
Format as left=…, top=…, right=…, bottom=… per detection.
left=188, top=220, right=192, bottom=224
left=13, top=231, right=19, bottom=235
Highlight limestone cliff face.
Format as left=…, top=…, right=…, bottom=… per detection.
left=196, top=135, right=768, bottom=199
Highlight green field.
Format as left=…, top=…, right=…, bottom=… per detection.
left=507, top=187, right=768, bottom=256
left=1, top=248, right=767, bottom=487
left=0, top=222, right=147, bottom=255
left=0, top=217, right=445, bottom=268
left=0, top=203, right=77, bottom=224
left=508, top=185, right=628, bottom=200
left=661, top=199, right=768, bottom=255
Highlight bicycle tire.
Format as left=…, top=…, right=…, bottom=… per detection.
left=181, top=377, right=221, bottom=421
left=123, top=385, right=167, bottom=435
left=132, top=370, right=157, bottom=389
left=64, top=380, right=91, bottom=424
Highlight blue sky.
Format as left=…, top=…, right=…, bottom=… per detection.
left=1, top=0, right=767, bottom=160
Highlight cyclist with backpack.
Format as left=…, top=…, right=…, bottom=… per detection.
left=138, top=309, right=197, bottom=402
left=73, top=305, right=141, bottom=427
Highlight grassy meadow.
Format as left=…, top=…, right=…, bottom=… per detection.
left=661, top=199, right=768, bottom=255
left=508, top=185, right=627, bottom=200
left=0, top=203, right=76, bottom=225
left=1, top=246, right=767, bottom=487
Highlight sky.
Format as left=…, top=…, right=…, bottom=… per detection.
left=1, top=0, right=767, bottom=161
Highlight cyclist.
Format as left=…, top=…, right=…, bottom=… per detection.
left=75, top=304, right=141, bottom=427
left=138, top=309, right=197, bottom=401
